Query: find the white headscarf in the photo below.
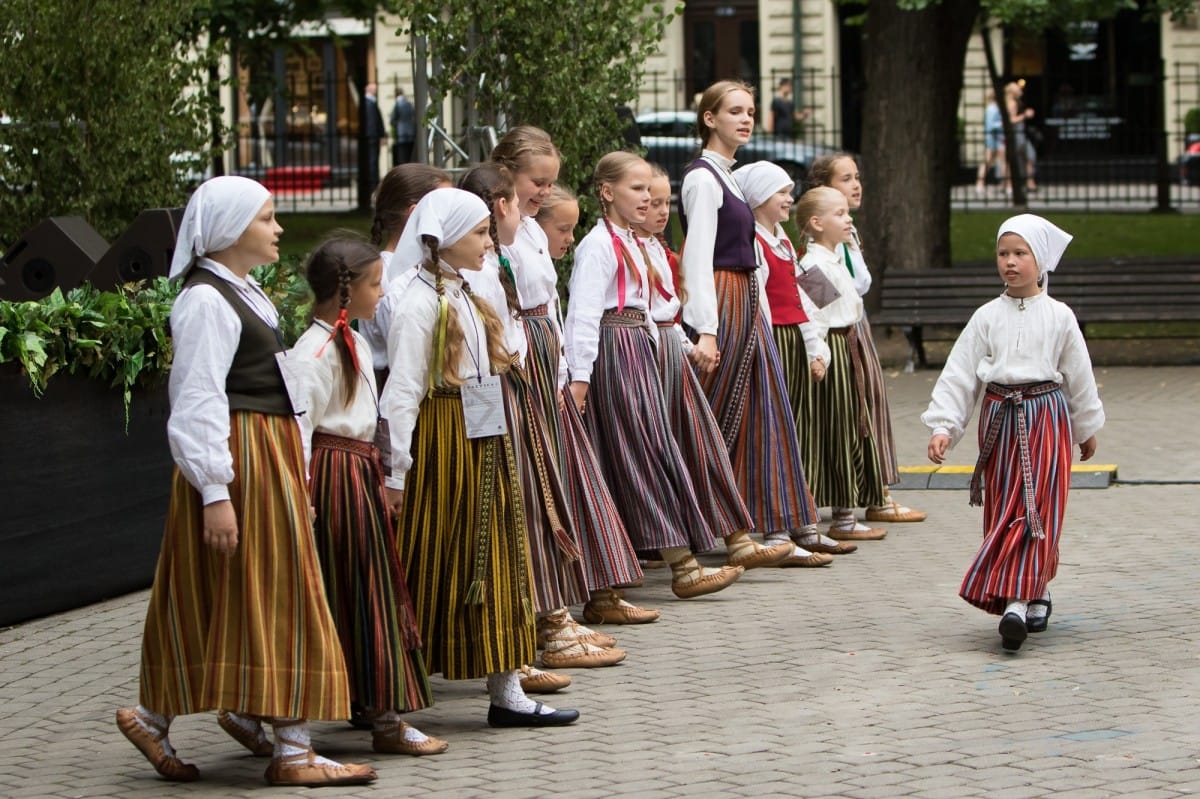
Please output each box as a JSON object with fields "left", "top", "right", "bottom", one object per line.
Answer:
{"left": 997, "top": 214, "right": 1073, "bottom": 281}
{"left": 169, "top": 175, "right": 272, "bottom": 279}
{"left": 732, "top": 161, "right": 794, "bottom": 210}
{"left": 390, "top": 188, "right": 490, "bottom": 275}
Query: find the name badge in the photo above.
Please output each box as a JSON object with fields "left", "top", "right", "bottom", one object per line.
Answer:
{"left": 373, "top": 416, "right": 393, "bottom": 471}
{"left": 274, "top": 350, "right": 309, "bottom": 417}
{"left": 461, "top": 375, "right": 507, "bottom": 439}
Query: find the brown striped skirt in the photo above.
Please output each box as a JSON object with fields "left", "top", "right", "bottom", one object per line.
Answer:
{"left": 697, "top": 270, "right": 818, "bottom": 533}
{"left": 396, "top": 391, "right": 536, "bottom": 680}
{"left": 502, "top": 369, "right": 589, "bottom": 613}
{"left": 138, "top": 412, "right": 350, "bottom": 720}
{"left": 856, "top": 314, "right": 900, "bottom": 486}
{"left": 310, "top": 432, "right": 432, "bottom": 713}
{"left": 522, "top": 312, "right": 642, "bottom": 590}
{"left": 655, "top": 321, "right": 754, "bottom": 539}
{"left": 581, "top": 309, "right": 715, "bottom": 552}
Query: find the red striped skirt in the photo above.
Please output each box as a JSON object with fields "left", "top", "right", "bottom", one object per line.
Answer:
{"left": 310, "top": 432, "right": 432, "bottom": 713}
{"left": 138, "top": 412, "right": 349, "bottom": 719}
{"left": 583, "top": 310, "right": 716, "bottom": 552}
{"left": 522, "top": 313, "right": 641, "bottom": 590}
{"left": 959, "top": 383, "right": 1071, "bottom": 614}
{"left": 655, "top": 321, "right": 753, "bottom": 539}
{"left": 697, "top": 270, "right": 818, "bottom": 533}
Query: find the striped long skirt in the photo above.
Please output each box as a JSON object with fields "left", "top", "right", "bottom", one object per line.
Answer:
{"left": 801, "top": 329, "right": 887, "bottom": 510}
{"left": 856, "top": 314, "right": 900, "bottom": 486}
{"left": 396, "top": 392, "right": 536, "bottom": 680}
{"left": 697, "top": 271, "right": 818, "bottom": 534}
{"left": 959, "top": 385, "right": 1071, "bottom": 615}
{"left": 138, "top": 412, "right": 349, "bottom": 720}
{"left": 521, "top": 312, "right": 641, "bottom": 590}
{"left": 772, "top": 323, "right": 813, "bottom": 450}
{"left": 655, "top": 322, "right": 754, "bottom": 540}
{"left": 503, "top": 369, "right": 589, "bottom": 612}
{"left": 310, "top": 433, "right": 432, "bottom": 714}
{"left": 584, "top": 311, "right": 715, "bottom": 553}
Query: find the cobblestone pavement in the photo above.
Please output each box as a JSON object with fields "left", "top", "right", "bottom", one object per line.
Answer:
{"left": 1, "top": 366, "right": 1197, "bottom": 798}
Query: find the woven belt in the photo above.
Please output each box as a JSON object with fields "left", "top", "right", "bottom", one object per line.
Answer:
{"left": 312, "top": 432, "right": 377, "bottom": 460}
{"left": 519, "top": 304, "right": 549, "bottom": 318}
{"left": 601, "top": 308, "right": 647, "bottom": 327}
{"left": 969, "top": 381, "right": 1062, "bottom": 540}
{"left": 655, "top": 320, "right": 675, "bottom": 328}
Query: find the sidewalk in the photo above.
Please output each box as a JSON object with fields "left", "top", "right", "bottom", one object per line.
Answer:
{"left": 1, "top": 366, "right": 1197, "bottom": 798}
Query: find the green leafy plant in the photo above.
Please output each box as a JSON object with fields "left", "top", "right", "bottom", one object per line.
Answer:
{"left": 0, "top": 260, "right": 313, "bottom": 427}
{"left": 1185, "top": 107, "right": 1200, "bottom": 135}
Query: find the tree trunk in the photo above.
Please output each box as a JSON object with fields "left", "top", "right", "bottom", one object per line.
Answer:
{"left": 860, "top": 0, "right": 980, "bottom": 310}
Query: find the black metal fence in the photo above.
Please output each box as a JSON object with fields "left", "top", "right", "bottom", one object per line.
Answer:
{"left": 226, "top": 63, "right": 1200, "bottom": 212}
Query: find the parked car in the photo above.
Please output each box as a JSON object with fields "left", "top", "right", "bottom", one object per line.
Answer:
{"left": 634, "top": 110, "right": 837, "bottom": 193}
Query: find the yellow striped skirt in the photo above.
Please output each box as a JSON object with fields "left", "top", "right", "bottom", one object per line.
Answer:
{"left": 138, "top": 411, "right": 350, "bottom": 720}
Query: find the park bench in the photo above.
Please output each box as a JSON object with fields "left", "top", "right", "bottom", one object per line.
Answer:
{"left": 870, "top": 259, "right": 1200, "bottom": 369}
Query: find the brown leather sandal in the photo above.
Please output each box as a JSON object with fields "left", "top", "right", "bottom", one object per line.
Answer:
{"left": 115, "top": 707, "right": 200, "bottom": 782}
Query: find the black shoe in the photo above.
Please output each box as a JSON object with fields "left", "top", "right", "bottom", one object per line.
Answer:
{"left": 1026, "top": 598, "right": 1052, "bottom": 633}
{"left": 999, "top": 612, "right": 1028, "bottom": 651}
{"left": 487, "top": 702, "right": 580, "bottom": 728}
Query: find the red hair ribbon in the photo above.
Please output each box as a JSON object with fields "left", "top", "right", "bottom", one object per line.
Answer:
{"left": 315, "top": 308, "right": 361, "bottom": 373}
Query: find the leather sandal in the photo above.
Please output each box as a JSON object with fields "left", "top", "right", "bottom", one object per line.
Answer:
{"left": 519, "top": 663, "right": 573, "bottom": 693}
{"left": 540, "top": 640, "right": 627, "bottom": 669}
{"left": 726, "top": 532, "right": 793, "bottom": 569}
{"left": 372, "top": 721, "right": 449, "bottom": 756}
{"left": 827, "top": 519, "right": 888, "bottom": 541}
{"left": 536, "top": 609, "right": 617, "bottom": 650}
{"left": 217, "top": 710, "right": 273, "bottom": 757}
{"left": 669, "top": 560, "right": 743, "bottom": 599}
{"left": 115, "top": 707, "right": 200, "bottom": 782}
{"left": 865, "top": 500, "right": 927, "bottom": 523}
{"left": 582, "top": 589, "right": 661, "bottom": 625}
{"left": 264, "top": 749, "right": 378, "bottom": 786}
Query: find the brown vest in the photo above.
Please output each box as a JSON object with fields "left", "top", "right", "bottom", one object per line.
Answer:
{"left": 182, "top": 267, "right": 293, "bottom": 417}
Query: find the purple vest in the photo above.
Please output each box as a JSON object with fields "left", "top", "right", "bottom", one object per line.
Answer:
{"left": 678, "top": 158, "right": 757, "bottom": 271}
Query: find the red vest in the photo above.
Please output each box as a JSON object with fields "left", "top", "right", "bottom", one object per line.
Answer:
{"left": 759, "top": 233, "right": 809, "bottom": 326}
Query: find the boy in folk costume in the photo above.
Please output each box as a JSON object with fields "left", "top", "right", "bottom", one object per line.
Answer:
{"left": 923, "top": 215, "right": 1103, "bottom": 652}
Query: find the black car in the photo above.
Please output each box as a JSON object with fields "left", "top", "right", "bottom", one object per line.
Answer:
{"left": 634, "top": 110, "right": 836, "bottom": 192}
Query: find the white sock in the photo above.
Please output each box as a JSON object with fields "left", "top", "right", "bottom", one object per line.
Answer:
{"left": 1004, "top": 600, "right": 1028, "bottom": 621}
{"left": 1027, "top": 591, "right": 1050, "bottom": 620}
{"left": 133, "top": 705, "right": 176, "bottom": 758}
{"left": 487, "top": 670, "right": 556, "bottom": 714}
{"left": 373, "top": 710, "right": 430, "bottom": 743}
{"left": 797, "top": 531, "right": 839, "bottom": 547}
{"left": 271, "top": 719, "right": 340, "bottom": 766}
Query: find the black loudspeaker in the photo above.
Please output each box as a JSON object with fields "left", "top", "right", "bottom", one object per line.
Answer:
{"left": 88, "top": 207, "right": 185, "bottom": 290}
{"left": 0, "top": 217, "right": 109, "bottom": 301}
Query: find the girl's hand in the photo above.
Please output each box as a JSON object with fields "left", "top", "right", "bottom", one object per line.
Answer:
{"left": 928, "top": 434, "right": 950, "bottom": 465}
{"left": 810, "top": 356, "right": 826, "bottom": 383}
{"left": 569, "top": 381, "right": 589, "bottom": 413}
{"left": 386, "top": 488, "right": 405, "bottom": 517}
{"left": 1079, "top": 435, "right": 1097, "bottom": 462}
{"left": 693, "top": 334, "right": 721, "bottom": 375}
{"left": 203, "top": 500, "right": 239, "bottom": 556}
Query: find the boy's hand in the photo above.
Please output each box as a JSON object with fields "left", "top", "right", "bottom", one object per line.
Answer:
{"left": 1079, "top": 435, "right": 1097, "bottom": 461}
{"left": 928, "top": 434, "right": 950, "bottom": 465}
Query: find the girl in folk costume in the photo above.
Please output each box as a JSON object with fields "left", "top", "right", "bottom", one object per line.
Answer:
{"left": 924, "top": 215, "right": 1101, "bottom": 652}
{"left": 677, "top": 80, "right": 827, "bottom": 564}
{"left": 732, "top": 163, "right": 856, "bottom": 556}
{"left": 789, "top": 187, "right": 889, "bottom": 536}
{"left": 808, "top": 153, "right": 927, "bottom": 527}
{"left": 380, "top": 189, "right": 579, "bottom": 727}
{"left": 361, "top": 164, "right": 453, "bottom": 383}
{"left": 634, "top": 163, "right": 793, "bottom": 570}
{"left": 116, "top": 177, "right": 376, "bottom": 787}
{"left": 457, "top": 165, "right": 623, "bottom": 681}
{"left": 535, "top": 183, "right": 581, "bottom": 259}
{"left": 290, "top": 234, "right": 446, "bottom": 755}
{"left": 565, "top": 151, "right": 745, "bottom": 598}
{"left": 492, "top": 128, "right": 653, "bottom": 629}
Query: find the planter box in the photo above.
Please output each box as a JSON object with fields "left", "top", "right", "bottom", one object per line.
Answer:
{"left": 0, "top": 367, "right": 171, "bottom": 627}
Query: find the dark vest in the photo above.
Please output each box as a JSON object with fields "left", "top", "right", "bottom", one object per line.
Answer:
{"left": 678, "top": 158, "right": 757, "bottom": 271}
{"left": 183, "top": 267, "right": 293, "bottom": 416}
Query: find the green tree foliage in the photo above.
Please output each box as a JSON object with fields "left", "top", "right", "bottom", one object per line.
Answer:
{"left": 0, "top": 1, "right": 214, "bottom": 248}
{"left": 388, "top": 0, "right": 681, "bottom": 205}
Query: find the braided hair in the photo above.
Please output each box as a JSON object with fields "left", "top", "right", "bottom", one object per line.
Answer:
{"left": 305, "top": 233, "right": 382, "bottom": 405}
{"left": 371, "top": 164, "right": 452, "bottom": 247}
{"left": 457, "top": 163, "right": 521, "bottom": 314}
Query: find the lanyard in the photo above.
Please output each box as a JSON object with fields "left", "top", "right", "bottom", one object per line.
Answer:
{"left": 425, "top": 268, "right": 484, "bottom": 396}
{"left": 610, "top": 228, "right": 673, "bottom": 311}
